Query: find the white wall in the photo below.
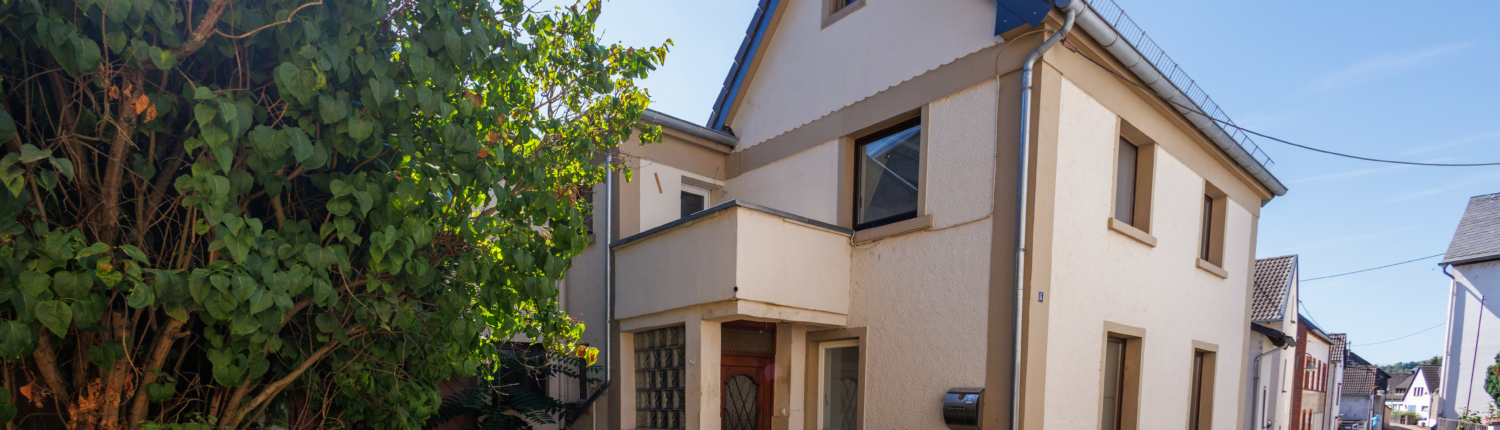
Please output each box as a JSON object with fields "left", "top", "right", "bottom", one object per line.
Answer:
{"left": 728, "top": 0, "right": 998, "bottom": 148}
{"left": 1441, "top": 260, "right": 1500, "bottom": 419}
{"left": 722, "top": 140, "right": 840, "bottom": 224}
{"left": 1041, "top": 77, "right": 1254, "bottom": 430}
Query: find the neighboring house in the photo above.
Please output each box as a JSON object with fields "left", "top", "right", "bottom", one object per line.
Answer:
{"left": 1249, "top": 255, "right": 1301, "bottom": 430}
{"left": 561, "top": 0, "right": 1291, "bottom": 429}
{"left": 1436, "top": 192, "right": 1500, "bottom": 421}
{"left": 1386, "top": 365, "right": 1440, "bottom": 423}
{"left": 1291, "top": 316, "right": 1345, "bottom": 430}
{"left": 1340, "top": 353, "right": 1390, "bottom": 430}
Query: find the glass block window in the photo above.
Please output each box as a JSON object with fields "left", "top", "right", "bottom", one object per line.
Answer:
{"left": 635, "top": 326, "right": 685, "bottom": 429}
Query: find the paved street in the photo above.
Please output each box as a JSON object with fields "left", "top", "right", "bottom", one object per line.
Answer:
{"left": 1390, "top": 424, "right": 1427, "bottom": 430}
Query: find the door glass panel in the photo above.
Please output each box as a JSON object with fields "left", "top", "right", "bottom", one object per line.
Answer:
{"left": 725, "top": 374, "right": 760, "bottom": 430}
{"left": 822, "top": 345, "right": 859, "bottom": 430}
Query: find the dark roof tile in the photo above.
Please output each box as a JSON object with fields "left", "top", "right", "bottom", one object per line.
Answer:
{"left": 1251, "top": 256, "right": 1297, "bottom": 322}
{"left": 1442, "top": 192, "right": 1500, "bottom": 266}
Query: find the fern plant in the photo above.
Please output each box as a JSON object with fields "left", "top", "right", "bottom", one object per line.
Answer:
{"left": 425, "top": 348, "right": 601, "bottom": 430}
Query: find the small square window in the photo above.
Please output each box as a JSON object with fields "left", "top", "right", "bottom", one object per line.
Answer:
{"left": 824, "top": 0, "right": 866, "bottom": 28}
{"left": 855, "top": 119, "right": 921, "bottom": 230}
{"left": 681, "top": 185, "right": 709, "bottom": 219}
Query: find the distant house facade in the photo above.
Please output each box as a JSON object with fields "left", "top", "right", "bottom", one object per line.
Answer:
{"left": 1436, "top": 192, "right": 1500, "bottom": 421}
{"left": 1290, "top": 317, "right": 1346, "bottom": 430}
{"left": 1386, "top": 365, "right": 1440, "bottom": 423}
{"left": 556, "top": 0, "right": 1291, "bottom": 429}
{"left": 1339, "top": 353, "right": 1390, "bottom": 430}
{"left": 1249, "top": 255, "right": 1301, "bottom": 430}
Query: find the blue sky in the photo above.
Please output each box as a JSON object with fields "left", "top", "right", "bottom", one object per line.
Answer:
{"left": 590, "top": 0, "right": 1500, "bottom": 365}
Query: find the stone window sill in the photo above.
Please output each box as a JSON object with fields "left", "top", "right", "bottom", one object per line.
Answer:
{"left": 853, "top": 215, "right": 932, "bottom": 244}
{"left": 1107, "top": 218, "right": 1157, "bottom": 247}
{"left": 1197, "top": 259, "right": 1228, "bottom": 279}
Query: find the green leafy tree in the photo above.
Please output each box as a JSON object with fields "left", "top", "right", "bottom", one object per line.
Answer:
{"left": 0, "top": 0, "right": 664, "bottom": 427}
{"left": 1486, "top": 352, "right": 1499, "bottom": 407}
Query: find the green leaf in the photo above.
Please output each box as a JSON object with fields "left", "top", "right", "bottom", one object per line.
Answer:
{"left": 195, "top": 104, "right": 218, "bottom": 129}
{"left": 19, "top": 270, "right": 51, "bottom": 296}
{"left": 127, "top": 283, "right": 155, "bottom": 308}
{"left": 230, "top": 313, "right": 260, "bottom": 335}
{"left": 120, "top": 245, "right": 150, "bottom": 264}
{"left": 194, "top": 86, "right": 214, "bottom": 100}
{"left": 87, "top": 340, "right": 124, "bottom": 370}
{"left": 145, "top": 381, "right": 176, "bottom": 402}
{"left": 52, "top": 271, "right": 93, "bottom": 298}
{"left": 50, "top": 157, "right": 75, "bottom": 181}
{"left": 0, "top": 111, "right": 15, "bottom": 144}
{"left": 75, "top": 242, "right": 109, "bottom": 259}
{"left": 18, "top": 144, "right": 51, "bottom": 163}
{"left": 35, "top": 300, "right": 73, "bottom": 337}
{"left": 314, "top": 314, "right": 338, "bottom": 333}
{"left": 347, "top": 117, "right": 372, "bottom": 141}
{"left": 287, "top": 128, "right": 313, "bottom": 162}
{"left": 0, "top": 321, "right": 35, "bottom": 359}
{"left": 319, "top": 94, "right": 347, "bottom": 124}
{"left": 204, "top": 290, "right": 238, "bottom": 320}
{"left": 326, "top": 198, "right": 352, "bottom": 217}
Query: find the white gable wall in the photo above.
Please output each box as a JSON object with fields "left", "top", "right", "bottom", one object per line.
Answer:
{"left": 727, "top": 0, "right": 999, "bottom": 149}
{"left": 1439, "top": 259, "right": 1500, "bottom": 419}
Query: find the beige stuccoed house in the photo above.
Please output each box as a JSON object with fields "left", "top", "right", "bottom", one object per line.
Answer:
{"left": 555, "top": 0, "right": 1292, "bottom": 430}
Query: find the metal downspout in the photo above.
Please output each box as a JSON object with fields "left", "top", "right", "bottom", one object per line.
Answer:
{"left": 604, "top": 154, "right": 615, "bottom": 408}
{"left": 1012, "top": 5, "right": 1078, "bottom": 430}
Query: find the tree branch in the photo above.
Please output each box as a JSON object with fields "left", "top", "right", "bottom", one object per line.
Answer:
{"left": 221, "top": 328, "right": 365, "bottom": 429}
{"left": 214, "top": 2, "right": 323, "bottom": 40}
{"left": 166, "top": 0, "right": 233, "bottom": 65}
{"left": 126, "top": 318, "right": 188, "bottom": 430}
{"left": 30, "top": 330, "right": 73, "bottom": 415}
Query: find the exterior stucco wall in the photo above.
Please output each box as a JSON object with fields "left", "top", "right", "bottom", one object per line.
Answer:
{"left": 727, "top": 0, "right": 998, "bottom": 148}
{"left": 722, "top": 140, "right": 841, "bottom": 225}
{"left": 844, "top": 221, "right": 993, "bottom": 429}
{"left": 926, "top": 79, "right": 1000, "bottom": 229}
{"left": 1040, "top": 77, "right": 1253, "bottom": 430}
{"left": 1440, "top": 260, "right": 1500, "bottom": 418}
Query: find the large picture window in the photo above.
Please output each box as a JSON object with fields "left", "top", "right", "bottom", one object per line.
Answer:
{"left": 855, "top": 119, "right": 921, "bottom": 230}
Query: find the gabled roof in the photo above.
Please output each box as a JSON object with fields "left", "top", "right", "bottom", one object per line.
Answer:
{"left": 1416, "top": 365, "right": 1441, "bottom": 391}
{"left": 1342, "top": 364, "right": 1382, "bottom": 395}
{"left": 1251, "top": 256, "right": 1297, "bottom": 322}
{"left": 1329, "top": 333, "right": 1347, "bottom": 363}
{"left": 1442, "top": 192, "right": 1500, "bottom": 266}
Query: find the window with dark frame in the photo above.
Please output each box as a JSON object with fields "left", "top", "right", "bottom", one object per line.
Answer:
{"left": 855, "top": 118, "right": 922, "bottom": 230}
{"left": 1199, "top": 195, "right": 1214, "bottom": 261}
{"left": 1100, "top": 337, "right": 1127, "bottom": 430}
{"left": 1114, "top": 138, "right": 1139, "bottom": 226}
{"left": 830, "top": 0, "right": 857, "bottom": 14}
{"left": 1188, "top": 351, "right": 1207, "bottom": 430}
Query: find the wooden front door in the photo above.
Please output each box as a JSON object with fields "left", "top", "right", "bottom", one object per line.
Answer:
{"left": 722, "top": 353, "right": 774, "bottom": 430}
{"left": 721, "top": 320, "right": 776, "bottom": 430}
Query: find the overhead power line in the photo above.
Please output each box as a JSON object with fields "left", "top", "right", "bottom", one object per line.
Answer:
{"left": 1301, "top": 253, "right": 1446, "bottom": 282}
{"left": 1061, "top": 42, "right": 1500, "bottom": 167}
{"left": 1351, "top": 322, "right": 1446, "bottom": 347}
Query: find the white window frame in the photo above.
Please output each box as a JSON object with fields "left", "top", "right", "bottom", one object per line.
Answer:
{"left": 680, "top": 184, "right": 711, "bottom": 218}
{"left": 817, "top": 339, "right": 860, "bottom": 430}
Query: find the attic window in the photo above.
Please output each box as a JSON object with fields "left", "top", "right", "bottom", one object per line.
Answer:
{"left": 824, "top": 0, "right": 865, "bottom": 28}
